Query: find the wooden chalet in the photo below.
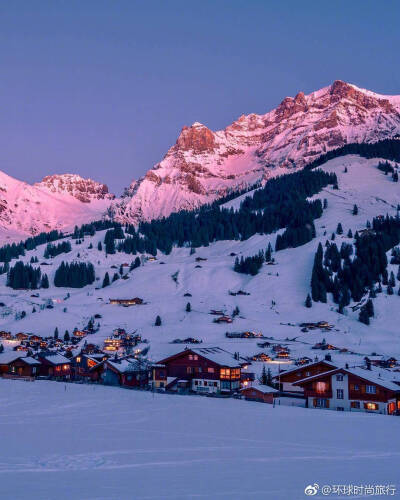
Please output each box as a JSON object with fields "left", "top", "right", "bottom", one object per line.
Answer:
{"left": 241, "top": 384, "right": 279, "bottom": 404}
{"left": 156, "top": 347, "right": 241, "bottom": 394}
{"left": 294, "top": 367, "right": 400, "bottom": 415}
{"left": 251, "top": 352, "right": 271, "bottom": 362}
{"left": 71, "top": 353, "right": 107, "bottom": 380}
{"left": 8, "top": 357, "right": 41, "bottom": 378}
{"left": 364, "top": 356, "right": 397, "bottom": 369}
{"left": 272, "top": 359, "right": 338, "bottom": 393}
{"left": 15, "top": 332, "right": 29, "bottom": 341}
{"left": 151, "top": 364, "right": 167, "bottom": 389}
{"left": 96, "top": 358, "right": 150, "bottom": 387}
{"left": 0, "top": 352, "right": 27, "bottom": 375}
{"left": 0, "top": 331, "right": 12, "bottom": 340}
{"left": 213, "top": 316, "right": 233, "bottom": 324}
{"left": 36, "top": 353, "right": 71, "bottom": 378}
{"left": 109, "top": 298, "right": 143, "bottom": 306}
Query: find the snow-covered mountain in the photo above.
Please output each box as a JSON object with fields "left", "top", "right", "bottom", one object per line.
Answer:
{"left": 1, "top": 80, "right": 400, "bottom": 240}
{"left": 0, "top": 171, "right": 113, "bottom": 241}
{"left": 114, "top": 80, "right": 400, "bottom": 222}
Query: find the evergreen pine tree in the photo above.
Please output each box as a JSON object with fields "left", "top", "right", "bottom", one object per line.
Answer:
{"left": 387, "top": 285, "right": 394, "bottom": 295}
{"left": 347, "top": 229, "right": 353, "bottom": 238}
{"left": 54, "top": 327, "right": 59, "bottom": 339}
{"left": 155, "top": 315, "right": 162, "bottom": 326}
{"left": 260, "top": 365, "right": 267, "bottom": 385}
{"left": 359, "top": 307, "right": 370, "bottom": 325}
{"left": 305, "top": 294, "right": 312, "bottom": 308}
{"left": 336, "top": 223, "right": 343, "bottom": 235}
{"left": 352, "top": 204, "right": 358, "bottom": 215}
{"left": 97, "top": 241, "right": 102, "bottom": 251}
{"left": 64, "top": 330, "right": 70, "bottom": 342}
{"left": 186, "top": 302, "right": 191, "bottom": 312}
{"left": 102, "top": 272, "right": 110, "bottom": 288}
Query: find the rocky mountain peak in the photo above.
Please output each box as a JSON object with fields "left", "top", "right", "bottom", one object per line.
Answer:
{"left": 35, "top": 174, "right": 114, "bottom": 203}
{"left": 176, "top": 122, "right": 216, "bottom": 152}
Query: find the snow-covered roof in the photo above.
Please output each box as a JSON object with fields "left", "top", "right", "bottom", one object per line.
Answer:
{"left": 191, "top": 347, "right": 241, "bottom": 368}
{"left": 273, "top": 359, "right": 339, "bottom": 379}
{"left": 107, "top": 358, "right": 148, "bottom": 373}
{"left": 241, "top": 383, "right": 279, "bottom": 394}
{"left": 40, "top": 353, "right": 70, "bottom": 365}
{"left": 0, "top": 352, "right": 24, "bottom": 364}
{"left": 295, "top": 367, "right": 400, "bottom": 392}
{"left": 20, "top": 357, "right": 41, "bottom": 365}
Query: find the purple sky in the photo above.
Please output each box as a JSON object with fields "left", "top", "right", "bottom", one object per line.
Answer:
{"left": 0, "top": 0, "right": 399, "bottom": 194}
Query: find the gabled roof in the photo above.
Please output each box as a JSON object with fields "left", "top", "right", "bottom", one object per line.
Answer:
{"left": 158, "top": 347, "right": 241, "bottom": 368}
{"left": 272, "top": 359, "right": 338, "bottom": 380}
{"left": 241, "top": 383, "right": 279, "bottom": 394}
{"left": 0, "top": 352, "right": 25, "bottom": 364}
{"left": 107, "top": 358, "right": 149, "bottom": 374}
{"left": 16, "top": 356, "right": 41, "bottom": 366}
{"left": 294, "top": 367, "right": 400, "bottom": 392}
{"left": 39, "top": 353, "right": 70, "bottom": 365}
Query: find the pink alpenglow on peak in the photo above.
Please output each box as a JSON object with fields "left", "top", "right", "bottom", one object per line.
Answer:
{"left": 113, "top": 80, "right": 400, "bottom": 224}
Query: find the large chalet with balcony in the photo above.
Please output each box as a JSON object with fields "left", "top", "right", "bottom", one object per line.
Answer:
{"left": 272, "top": 358, "right": 338, "bottom": 393}
{"left": 294, "top": 367, "right": 400, "bottom": 415}
{"left": 156, "top": 347, "right": 242, "bottom": 394}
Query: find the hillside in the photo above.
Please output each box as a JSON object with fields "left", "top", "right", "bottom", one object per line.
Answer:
{"left": 1, "top": 154, "right": 400, "bottom": 381}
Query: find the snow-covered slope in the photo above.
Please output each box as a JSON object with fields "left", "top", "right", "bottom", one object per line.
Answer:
{"left": 114, "top": 80, "right": 400, "bottom": 222}
{"left": 2, "top": 154, "right": 400, "bottom": 380}
{"left": 0, "top": 171, "right": 113, "bottom": 241}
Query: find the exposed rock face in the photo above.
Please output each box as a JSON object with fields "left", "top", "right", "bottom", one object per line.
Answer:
{"left": 35, "top": 174, "right": 114, "bottom": 203}
{"left": 176, "top": 123, "right": 216, "bottom": 152}
{"left": 0, "top": 171, "right": 114, "bottom": 240}
{"left": 114, "top": 80, "right": 400, "bottom": 223}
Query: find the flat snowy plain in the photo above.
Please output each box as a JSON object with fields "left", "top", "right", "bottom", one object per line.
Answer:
{"left": 0, "top": 379, "right": 399, "bottom": 500}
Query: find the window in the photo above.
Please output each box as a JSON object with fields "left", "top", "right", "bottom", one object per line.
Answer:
{"left": 316, "top": 398, "right": 329, "bottom": 408}
{"left": 365, "top": 385, "right": 376, "bottom": 394}
{"left": 207, "top": 367, "right": 214, "bottom": 373}
{"left": 337, "top": 407, "right": 344, "bottom": 411}
{"left": 188, "top": 355, "right": 193, "bottom": 360}
{"left": 315, "top": 381, "right": 327, "bottom": 394}
{"left": 204, "top": 381, "right": 207, "bottom": 386}
{"left": 336, "top": 389, "right": 344, "bottom": 400}
{"left": 221, "top": 380, "right": 231, "bottom": 389}
{"left": 352, "top": 384, "right": 359, "bottom": 391}
{"left": 76, "top": 356, "right": 81, "bottom": 363}
{"left": 193, "top": 355, "right": 198, "bottom": 360}
{"left": 195, "top": 366, "right": 202, "bottom": 373}
{"left": 305, "top": 371, "right": 311, "bottom": 377}
{"left": 220, "top": 368, "right": 230, "bottom": 379}
{"left": 351, "top": 401, "right": 360, "bottom": 409}
{"left": 365, "top": 402, "right": 379, "bottom": 411}
{"left": 186, "top": 366, "right": 192, "bottom": 374}
{"left": 336, "top": 374, "right": 343, "bottom": 381}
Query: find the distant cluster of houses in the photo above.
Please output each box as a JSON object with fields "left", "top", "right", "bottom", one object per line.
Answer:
{"left": 0, "top": 329, "right": 90, "bottom": 353}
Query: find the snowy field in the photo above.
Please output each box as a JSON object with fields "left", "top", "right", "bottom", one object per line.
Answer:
{"left": 0, "top": 379, "right": 399, "bottom": 500}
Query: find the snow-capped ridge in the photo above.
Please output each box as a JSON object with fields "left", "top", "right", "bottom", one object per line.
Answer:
{"left": 113, "top": 80, "right": 400, "bottom": 224}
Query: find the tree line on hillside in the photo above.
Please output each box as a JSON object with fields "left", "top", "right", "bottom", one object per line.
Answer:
{"left": 6, "top": 261, "right": 49, "bottom": 289}
{"left": 44, "top": 241, "right": 72, "bottom": 258}
{"left": 310, "top": 214, "right": 400, "bottom": 323}
{"left": 54, "top": 261, "right": 95, "bottom": 288}
{"left": 305, "top": 138, "right": 400, "bottom": 171}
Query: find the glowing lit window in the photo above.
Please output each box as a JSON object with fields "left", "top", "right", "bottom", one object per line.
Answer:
{"left": 76, "top": 357, "right": 81, "bottom": 363}
{"left": 351, "top": 401, "right": 360, "bottom": 409}
{"left": 315, "top": 381, "right": 327, "bottom": 393}
{"left": 207, "top": 367, "right": 214, "bottom": 373}
{"left": 365, "top": 402, "right": 378, "bottom": 410}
